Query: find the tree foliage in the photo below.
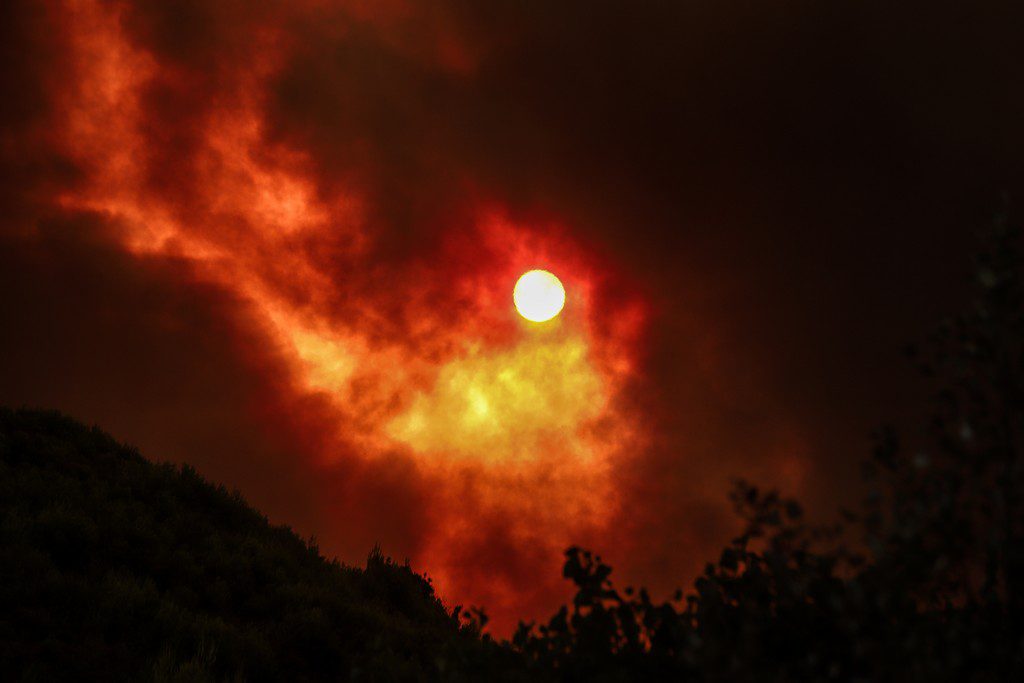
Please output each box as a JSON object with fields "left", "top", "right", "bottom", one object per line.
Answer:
{"left": 509, "top": 218, "right": 1024, "bottom": 681}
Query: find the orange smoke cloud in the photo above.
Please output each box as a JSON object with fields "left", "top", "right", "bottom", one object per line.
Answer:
{"left": 39, "top": 0, "right": 647, "bottom": 630}
{"left": 8, "top": 0, "right": 985, "bottom": 638}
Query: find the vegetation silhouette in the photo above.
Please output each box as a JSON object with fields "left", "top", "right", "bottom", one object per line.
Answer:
{"left": 508, "top": 216, "right": 1024, "bottom": 681}
{"left": 0, "top": 409, "right": 511, "bottom": 681}
{"left": 2, "top": 219, "right": 1023, "bottom": 680}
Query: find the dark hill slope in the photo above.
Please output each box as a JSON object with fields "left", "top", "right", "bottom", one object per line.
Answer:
{"left": 0, "top": 408, "right": 495, "bottom": 682}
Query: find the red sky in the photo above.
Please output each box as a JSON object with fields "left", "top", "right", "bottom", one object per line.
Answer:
{"left": 2, "top": 0, "right": 1022, "bottom": 632}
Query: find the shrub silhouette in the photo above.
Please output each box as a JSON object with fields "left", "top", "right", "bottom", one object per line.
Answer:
{"left": 508, "top": 218, "right": 1024, "bottom": 681}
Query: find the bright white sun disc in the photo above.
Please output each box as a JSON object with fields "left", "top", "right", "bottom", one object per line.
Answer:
{"left": 513, "top": 269, "right": 566, "bottom": 322}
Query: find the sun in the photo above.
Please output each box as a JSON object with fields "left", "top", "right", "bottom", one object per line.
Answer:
{"left": 514, "top": 270, "right": 566, "bottom": 322}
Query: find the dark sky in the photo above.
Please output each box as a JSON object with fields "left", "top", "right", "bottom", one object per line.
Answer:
{"left": 2, "top": 0, "right": 1022, "bottom": 631}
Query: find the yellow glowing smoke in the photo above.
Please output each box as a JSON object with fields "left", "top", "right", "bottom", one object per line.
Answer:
{"left": 388, "top": 335, "right": 603, "bottom": 460}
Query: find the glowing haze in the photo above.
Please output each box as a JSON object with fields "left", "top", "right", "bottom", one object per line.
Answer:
{"left": 2, "top": 0, "right": 1015, "bottom": 636}
{"left": 10, "top": 0, "right": 648, "bottom": 631}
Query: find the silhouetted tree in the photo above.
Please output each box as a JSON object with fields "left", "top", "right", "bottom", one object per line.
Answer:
{"left": 510, "top": 217, "right": 1024, "bottom": 682}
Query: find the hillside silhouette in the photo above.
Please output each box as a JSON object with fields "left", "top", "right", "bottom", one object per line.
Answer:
{"left": 4, "top": 221, "right": 1024, "bottom": 681}
{"left": 0, "top": 408, "right": 509, "bottom": 681}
